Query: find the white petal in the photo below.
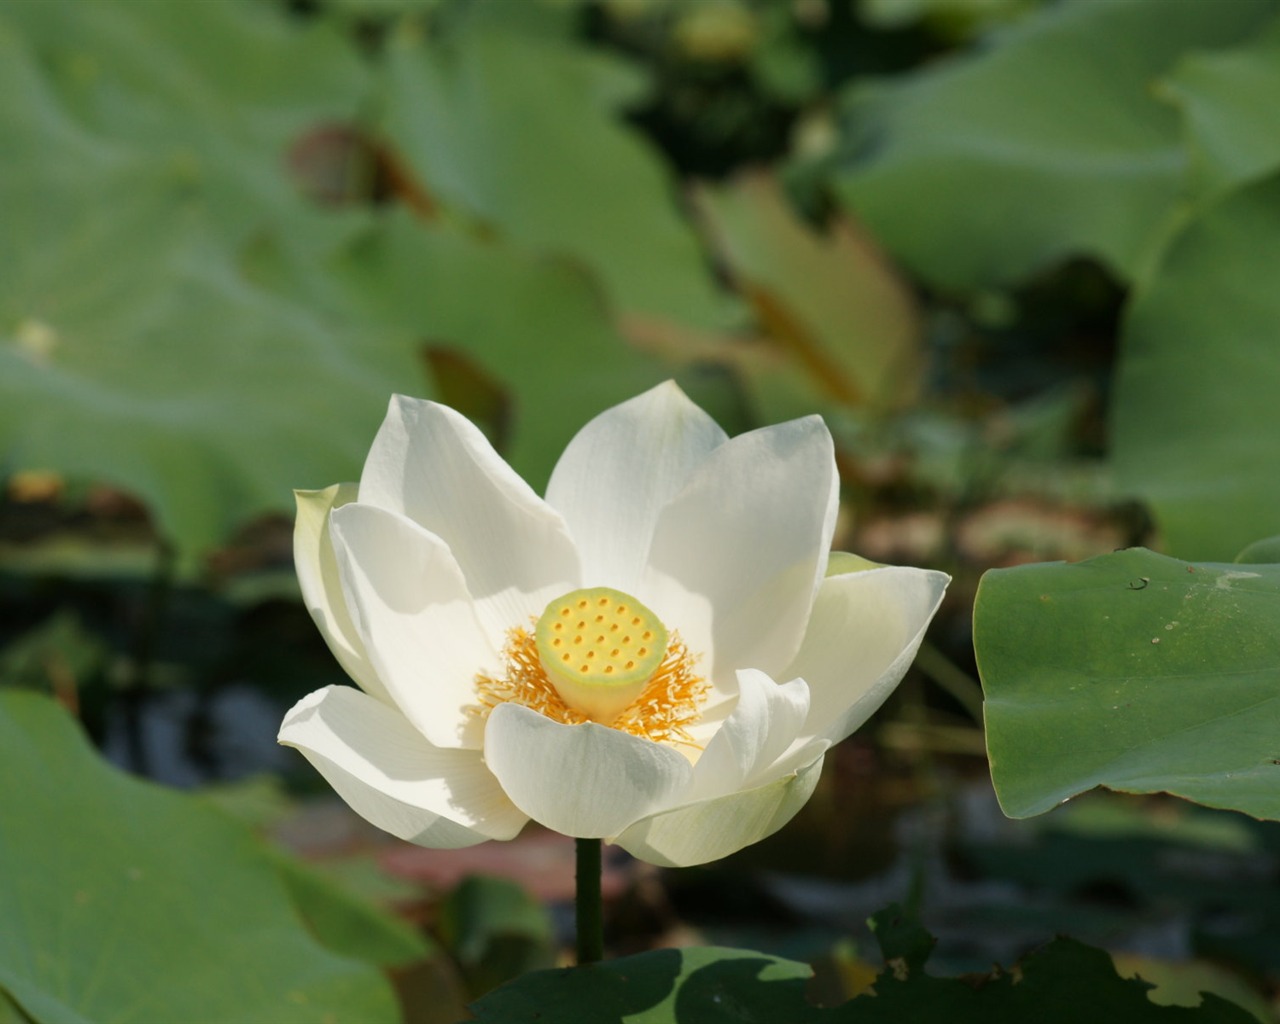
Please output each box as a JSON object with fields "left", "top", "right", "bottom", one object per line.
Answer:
{"left": 684, "top": 669, "right": 809, "bottom": 803}
{"left": 484, "top": 703, "right": 693, "bottom": 839}
{"left": 358, "top": 395, "right": 580, "bottom": 639}
{"left": 279, "top": 686, "right": 527, "bottom": 847}
{"left": 640, "top": 415, "right": 838, "bottom": 685}
{"left": 613, "top": 754, "right": 825, "bottom": 867}
{"left": 545, "top": 381, "right": 727, "bottom": 593}
{"left": 294, "top": 485, "right": 391, "bottom": 705}
{"left": 775, "top": 566, "right": 949, "bottom": 773}
{"left": 330, "top": 503, "right": 495, "bottom": 750}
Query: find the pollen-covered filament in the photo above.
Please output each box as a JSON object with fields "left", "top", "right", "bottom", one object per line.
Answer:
{"left": 535, "top": 587, "right": 669, "bottom": 723}
{"left": 472, "top": 586, "right": 708, "bottom": 747}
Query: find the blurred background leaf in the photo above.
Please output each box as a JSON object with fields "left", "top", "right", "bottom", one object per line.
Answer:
{"left": 0, "top": 1, "right": 406, "bottom": 567}
{"left": 694, "top": 171, "right": 922, "bottom": 419}
{"left": 1112, "top": 173, "right": 1280, "bottom": 560}
{"left": 381, "top": 12, "right": 734, "bottom": 330}
{"left": 829, "top": 0, "right": 1275, "bottom": 289}
{"left": 1161, "top": 13, "right": 1280, "bottom": 203}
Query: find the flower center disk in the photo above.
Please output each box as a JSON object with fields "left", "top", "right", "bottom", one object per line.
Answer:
{"left": 534, "top": 587, "right": 668, "bottom": 724}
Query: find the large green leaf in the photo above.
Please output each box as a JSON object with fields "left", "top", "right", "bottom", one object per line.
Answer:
{"left": 381, "top": 17, "right": 731, "bottom": 329}
{"left": 830, "top": 0, "right": 1275, "bottom": 289}
{"left": 1162, "top": 10, "right": 1280, "bottom": 201}
{"left": 0, "top": 690, "right": 402, "bottom": 1023}
{"left": 1111, "top": 172, "right": 1280, "bottom": 561}
{"left": 975, "top": 548, "right": 1280, "bottom": 820}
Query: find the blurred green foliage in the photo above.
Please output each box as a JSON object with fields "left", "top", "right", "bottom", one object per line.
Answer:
{"left": 831, "top": 0, "right": 1275, "bottom": 289}
{"left": 3, "top": 0, "right": 1276, "bottom": 569}
{"left": 5, "top": 0, "right": 1280, "bottom": 1020}
{"left": 4, "top": 0, "right": 1277, "bottom": 564}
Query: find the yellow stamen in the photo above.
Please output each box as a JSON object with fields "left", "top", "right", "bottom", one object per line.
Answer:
{"left": 472, "top": 625, "right": 708, "bottom": 747}
{"left": 535, "top": 587, "right": 668, "bottom": 723}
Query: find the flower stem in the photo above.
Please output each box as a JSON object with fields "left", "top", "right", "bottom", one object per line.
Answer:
{"left": 575, "top": 837, "right": 604, "bottom": 964}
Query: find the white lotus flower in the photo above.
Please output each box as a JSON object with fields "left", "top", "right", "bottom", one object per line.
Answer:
{"left": 279, "top": 383, "right": 948, "bottom": 867}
